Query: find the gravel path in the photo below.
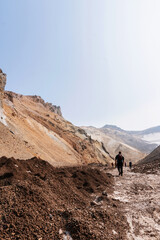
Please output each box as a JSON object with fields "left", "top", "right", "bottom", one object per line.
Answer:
{"left": 109, "top": 167, "right": 160, "bottom": 240}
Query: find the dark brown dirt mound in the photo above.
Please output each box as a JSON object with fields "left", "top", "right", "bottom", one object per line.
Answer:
{"left": 133, "top": 159, "right": 160, "bottom": 174}
{"left": 0, "top": 157, "right": 128, "bottom": 239}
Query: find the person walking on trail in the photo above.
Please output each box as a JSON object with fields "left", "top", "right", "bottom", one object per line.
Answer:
{"left": 115, "top": 151, "right": 124, "bottom": 176}
{"left": 129, "top": 161, "right": 132, "bottom": 169}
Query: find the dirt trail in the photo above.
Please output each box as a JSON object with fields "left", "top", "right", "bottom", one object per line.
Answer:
{"left": 108, "top": 167, "right": 160, "bottom": 240}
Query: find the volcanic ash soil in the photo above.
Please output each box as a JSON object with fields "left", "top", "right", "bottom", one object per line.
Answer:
{"left": 0, "top": 157, "right": 128, "bottom": 240}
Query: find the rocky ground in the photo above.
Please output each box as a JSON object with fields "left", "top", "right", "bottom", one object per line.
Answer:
{"left": 108, "top": 163, "right": 160, "bottom": 240}
{"left": 1, "top": 156, "right": 159, "bottom": 240}
{"left": 134, "top": 159, "right": 160, "bottom": 174}
{"left": 0, "top": 157, "right": 128, "bottom": 240}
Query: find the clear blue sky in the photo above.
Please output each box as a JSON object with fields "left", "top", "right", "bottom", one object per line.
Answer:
{"left": 0, "top": 0, "right": 160, "bottom": 130}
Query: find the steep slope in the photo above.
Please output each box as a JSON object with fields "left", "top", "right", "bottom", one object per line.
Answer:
{"left": 1, "top": 91, "right": 112, "bottom": 166}
{"left": 0, "top": 69, "right": 7, "bottom": 124}
{"left": 138, "top": 145, "right": 160, "bottom": 165}
{"left": 132, "top": 139, "right": 160, "bottom": 174}
{"left": 82, "top": 126, "right": 146, "bottom": 163}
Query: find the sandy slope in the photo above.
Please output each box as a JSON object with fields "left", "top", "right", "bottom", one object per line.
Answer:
{"left": 138, "top": 145, "right": 160, "bottom": 165}
{"left": 108, "top": 167, "right": 160, "bottom": 240}
{"left": 0, "top": 92, "right": 112, "bottom": 166}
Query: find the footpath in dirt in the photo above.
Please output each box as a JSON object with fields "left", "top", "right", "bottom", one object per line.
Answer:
{"left": 108, "top": 165, "right": 160, "bottom": 240}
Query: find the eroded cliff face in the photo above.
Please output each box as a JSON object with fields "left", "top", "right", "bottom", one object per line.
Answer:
{"left": 27, "top": 95, "right": 62, "bottom": 116}
{"left": 0, "top": 69, "right": 112, "bottom": 166}
{"left": 0, "top": 69, "right": 7, "bottom": 125}
{"left": 0, "top": 69, "right": 6, "bottom": 108}
{"left": 1, "top": 90, "right": 112, "bottom": 165}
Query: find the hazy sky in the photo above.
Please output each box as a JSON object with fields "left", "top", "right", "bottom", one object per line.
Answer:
{"left": 0, "top": 0, "right": 160, "bottom": 130}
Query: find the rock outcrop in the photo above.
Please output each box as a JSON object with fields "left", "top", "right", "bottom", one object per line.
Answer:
{"left": 27, "top": 95, "right": 62, "bottom": 116}
{"left": 0, "top": 69, "right": 6, "bottom": 108}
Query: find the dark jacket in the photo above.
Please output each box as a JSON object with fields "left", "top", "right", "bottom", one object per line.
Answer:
{"left": 115, "top": 154, "right": 124, "bottom": 165}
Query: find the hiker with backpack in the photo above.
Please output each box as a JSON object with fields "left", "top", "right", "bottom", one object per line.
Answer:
{"left": 115, "top": 151, "right": 124, "bottom": 176}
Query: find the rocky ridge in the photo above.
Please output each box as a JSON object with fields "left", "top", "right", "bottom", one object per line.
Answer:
{"left": 0, "top": 92, "right": 112, "bottom": 166}
{"left": 0, "top": 68, "right": 113, "bottom": 166}
{"left": 27, "top": 95, "right": 62, "bottom": 116}
{"left": 0, "top": 68, "right": 114, "bottom": 166}
{"left": 0, "top": 69, "right": 6, "bottom": 108}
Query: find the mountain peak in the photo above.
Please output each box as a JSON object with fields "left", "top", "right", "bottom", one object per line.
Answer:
{"left": 102, "top": 124, "right": 124, "bottom": 132}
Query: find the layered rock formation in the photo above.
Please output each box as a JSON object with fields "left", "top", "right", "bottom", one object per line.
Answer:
{"left": 0, "top": 69, "right": 7, "bottom": 125}
{"left": 28, "top": 95, "right": 62, "bottom": 116}
{"left": 1, "top": 90, "right": 112, "bottom": 166}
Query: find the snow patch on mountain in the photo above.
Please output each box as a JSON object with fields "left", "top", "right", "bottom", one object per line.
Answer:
{"left": 0, "top": 108, "right": 7, "bottom": 126}
{"left": 141, "top": 133, "right": 160, "bottom": 145}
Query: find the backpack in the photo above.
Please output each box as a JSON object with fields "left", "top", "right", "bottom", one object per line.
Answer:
{"left": 117, "top": 154, "right": 123, "bottom": 164}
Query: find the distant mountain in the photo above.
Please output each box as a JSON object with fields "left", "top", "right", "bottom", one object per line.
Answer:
{"left": 102, "top": 124, "right": 125, "bottom": 132}
{"left": 82, "top": 124, "right": 160, "bottom": 164}
{"left": 82, "top": 126, "right": 146, "bottom": 163}
{"left": 101, "top": 125, "right": 157, "bottom": 154}
{"left": 102, "top": 124, "right": 160, "bottom": 146}
{"left": 128, "top": 126, "right": 160, "bottom": 146}
{"left": 128, "top": 126, "right": 160, "bottom": 135}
